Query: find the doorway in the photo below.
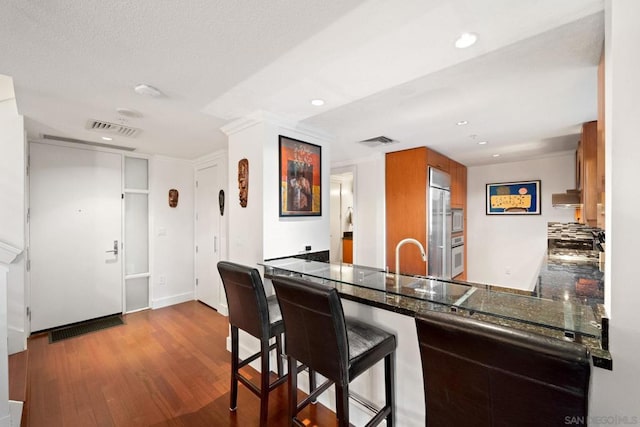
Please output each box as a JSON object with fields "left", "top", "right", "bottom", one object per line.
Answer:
{"left": 329, "top": 169, "right": 355, "bottom": 264}
{"left": 195, "top": 160, "right": 225, "bottom": 312}
{"left": 29, "top": 142, "right": 123, "bottom": 331}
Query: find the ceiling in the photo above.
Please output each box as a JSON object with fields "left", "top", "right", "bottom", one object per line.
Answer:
{"left": 1, "top": 0, "right": 604, "bottom": 166}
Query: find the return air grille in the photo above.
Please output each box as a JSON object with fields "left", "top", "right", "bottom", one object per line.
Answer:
{"left": 357, "top": 135, "right": 398, "bottom": 147}
{"left": 85, "top": 119, "right": 141, "bottom": 138}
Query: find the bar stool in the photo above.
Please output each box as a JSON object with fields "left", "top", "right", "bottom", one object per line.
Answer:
{"left": 217, "top": 261, "right": 288, "bottom": 426}
{"left": 415, "top": 310, "right": 591, "bottom": 426}
{"left": 271, "top": 276, "right": 396, "bottom": 427}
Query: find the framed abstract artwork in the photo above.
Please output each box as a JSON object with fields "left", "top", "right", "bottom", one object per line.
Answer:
{"left": 279, "top": 135, "right": 321, "bottom": 217}
{"left": 486, "top": 180, "right": 541, "bottom": 215}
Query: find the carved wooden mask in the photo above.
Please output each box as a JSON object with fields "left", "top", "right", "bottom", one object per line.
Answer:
{"left": 238, "top": 158, "right": 249, "bottom": 207}
{"left": 168, "top": 188, "right": 179, "bottom": 207}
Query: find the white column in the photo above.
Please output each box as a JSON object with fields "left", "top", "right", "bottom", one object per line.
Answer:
{"left": 589, "top": 1, "right": 640, "bottom": 423}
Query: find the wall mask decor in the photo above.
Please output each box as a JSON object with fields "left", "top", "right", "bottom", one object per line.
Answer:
{"left": 219, "top": 189, "right": 225, "bottom": 215}
{"left": 238, "top": 158, "right": 249, "bottom": 208}
{"left": 168, "top": 188, "right": 179, "bottom": 208}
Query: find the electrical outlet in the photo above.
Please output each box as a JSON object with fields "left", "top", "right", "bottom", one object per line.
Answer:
{"left": 505, "top": 267, "right": 511, "bottom": 276}
{"left": 305, "top": 245, "right": 312, "bottom": 251}
{"left": 159, "top": 275, "right": 166, "bottom": 285}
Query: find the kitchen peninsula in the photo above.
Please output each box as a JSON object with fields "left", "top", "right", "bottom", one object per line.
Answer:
{"left": 261, "top": 256, "right": 610, "bottom": 426}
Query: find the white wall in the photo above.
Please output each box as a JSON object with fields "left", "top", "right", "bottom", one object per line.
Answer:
{"left": 225, "top": 114, "right": 331, "bottom": 269}
{"left": 353, "top": 155, "right": 386, "bottom": 268}
{"left": 467, "top": 153, "right": 576, "bottom": 290}
{"left": 150, "top": 156, "right": 195, "bottom": 308}
{"left": 0, "top": 100, "right": 24, "bottom": 250}
{"left": 0, "top": 75, "right": 23, "bottom": 426}
{"left": 589, "top": 1, "right": 640, "bottom": 423}
{"left": 263, "top": 124, "right": 330, "bottom": 259}
{"left": 226, "top": 121, "right": 266, "bottom": 266}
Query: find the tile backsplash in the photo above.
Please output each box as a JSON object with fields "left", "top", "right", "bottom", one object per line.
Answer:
{"left": 547, "top": 222, "right": 600, "bottom": 241}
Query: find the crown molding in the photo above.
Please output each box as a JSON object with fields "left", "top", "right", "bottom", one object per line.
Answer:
{"left": 0, "top": 241, "right": 22, "bottom": 265}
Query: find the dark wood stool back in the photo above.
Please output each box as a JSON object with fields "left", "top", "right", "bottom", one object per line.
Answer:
{"left": 415, "top": 310, "right": 591, "bottom": 426}
{"left": 217, "top": 261, "right": 287, "bottom": 426}
{"left": 272, "top": 276, "right": 396, "bottom": 427}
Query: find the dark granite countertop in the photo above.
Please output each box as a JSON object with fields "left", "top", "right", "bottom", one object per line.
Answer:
{"left": 261, "top": 257, "right": 612, "bottom": 370}
{"left": 535, "top": 249, "right": 604, "bottom": 307}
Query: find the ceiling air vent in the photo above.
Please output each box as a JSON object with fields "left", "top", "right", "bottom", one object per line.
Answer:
{"left": 357, "top": 135, "right": 398, "bottom": 148}
{"left": 85, "top": 119, "right": 141, "bottom": 138}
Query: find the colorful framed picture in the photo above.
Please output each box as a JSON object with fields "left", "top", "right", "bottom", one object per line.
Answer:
{"left": 486, "top": 180, "right": 541, "bottom": 215}
{"left": 279, "top": 135, "right": 321, "bottom": 217}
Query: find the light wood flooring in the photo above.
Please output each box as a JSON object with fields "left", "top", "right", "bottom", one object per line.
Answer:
{"left": 14, "top": 301, "right": 337, "bottom": 426}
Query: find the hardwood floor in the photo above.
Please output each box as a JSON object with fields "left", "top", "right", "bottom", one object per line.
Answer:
{"left": 22, "top": 301, "right": 338, "bottom": 426}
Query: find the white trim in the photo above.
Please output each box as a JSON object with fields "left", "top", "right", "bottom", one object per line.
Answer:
{"left": 151, "top": 291, "right": 194, "bottom": 309}
{"left": 0, "top": 242, "right": 21, "bottom": 265}
{"left": 195, "top": 149, "right": 228, "bottom": 165}
{"left": 221, "top": 110, "right": 332, "bottom": 141}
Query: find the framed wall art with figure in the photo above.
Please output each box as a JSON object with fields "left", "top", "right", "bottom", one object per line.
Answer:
{"left": 279, "top": 135, "right": 321, "bottom": 217}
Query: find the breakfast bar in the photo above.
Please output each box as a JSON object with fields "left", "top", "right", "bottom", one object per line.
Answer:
{"left": 261, "top": 257, "right": 610, "bottom": 426}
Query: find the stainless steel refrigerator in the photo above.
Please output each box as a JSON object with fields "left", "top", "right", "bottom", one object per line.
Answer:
{"left": 428, "top": 167, "right": 452, "bottom": 279}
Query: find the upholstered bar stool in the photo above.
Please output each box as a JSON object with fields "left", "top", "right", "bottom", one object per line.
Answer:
{"left": 217, "top": 261, "right": 288, "bottom": 426}
{"left": 272, "top": 276, "right": 396, "bottom": 427}
{"left": 415, "top": 310, "right": 591, "bottom": 427}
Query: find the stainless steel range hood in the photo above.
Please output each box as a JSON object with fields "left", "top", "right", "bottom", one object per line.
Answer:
{"left": 552, "top": 189, "right": 582, "bottom": 208}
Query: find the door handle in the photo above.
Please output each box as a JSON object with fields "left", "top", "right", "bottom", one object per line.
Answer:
{"left": 105, "top": 240, "right": 119, "bottom": 255}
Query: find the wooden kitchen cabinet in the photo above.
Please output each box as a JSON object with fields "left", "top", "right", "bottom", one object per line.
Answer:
{"left": 426, "top": 148, "right": 450, "bottom": 173}
{"left": 596, "top": 47, "right": 606, "bottom": 229}
{"left": 450, "top": 160, "right": 467, "bottom": 209}
{"left": 579, "top": 121, "right": 598, "bottom": 226}
{"left": 386, "top": 147, "right": 467, "bottom": 276}
{"left": 386, "top": 147, "right": 428, "bottom": 275}
{"left": 342, "top": 237, "right": 353, "bottom": 264}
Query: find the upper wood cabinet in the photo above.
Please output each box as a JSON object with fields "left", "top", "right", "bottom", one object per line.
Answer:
{"left": 426, "top": 149, "right": 450, "bottom": 173}
{"left": 450, "top": 160, "right": 467, "bottom": 209}
{"left": 579, "top": 121, "right": 598, "bottom": 227}
{"left": 596, "top": 47, "right": 606, "bottom": 229}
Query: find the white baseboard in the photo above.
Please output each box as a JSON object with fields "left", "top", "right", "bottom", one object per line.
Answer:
{"left": 9, "top": 400, "right": 22, "bottom": 427}
{"left": 151, "top": 291, "right": 195, "bottom": 309}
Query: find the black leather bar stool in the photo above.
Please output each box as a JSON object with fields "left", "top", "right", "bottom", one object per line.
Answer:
{"left": 271, "top": 275, "right": 396, "bottom": 427}
{"left": 217, "top": 261, "right": 288, "bottom": 426}
{"left": 415, "top": 310, "right": 591, "bottom": 426}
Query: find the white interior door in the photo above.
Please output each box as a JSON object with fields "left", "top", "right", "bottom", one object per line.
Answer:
{"left": 195, "top": 164, "right": 221, "bottom": 310}
{"left": 30, "top": 142, "right": 123, "bottom": 331}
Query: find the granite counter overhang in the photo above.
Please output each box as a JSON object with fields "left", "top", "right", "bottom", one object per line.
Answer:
{"left": 264, "top": 262, "right": 612, "bottom": 370}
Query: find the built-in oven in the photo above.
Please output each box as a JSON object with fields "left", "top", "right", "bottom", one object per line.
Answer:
{"left": 451, "top": 235, "right": 464, "bottom": 278}
{"left": 452, "top": 208, "right": 464, "bottom": 233}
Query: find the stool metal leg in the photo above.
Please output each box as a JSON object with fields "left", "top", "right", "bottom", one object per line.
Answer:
{"left": 385, "top": 351, "right": 395, "bottom": 427}
{"left": 288, "top": 356, "right": 298, "bottom": 427}
{"left": 336, "top": 383, "right": 349, "bottom": 427}
{"left": 259, "top": 337, "right": 270, "bottom": 426}
{"left": 229, "top": 326, "right": 239, "bottom": 411}
{"left": 275, "top": 333, "right": 284, "bottom": 377}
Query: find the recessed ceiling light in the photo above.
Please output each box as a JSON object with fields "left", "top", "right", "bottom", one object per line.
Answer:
{"left": 101, "top": 136, "right": 113, "bottom": 141}
{"left": 455, "top": 32, "right": 478, "bottom": 49}
{"left": 457, "top": 120, "right": 468, "bottom": 126}
{"left": 116, "top": 107, "right": 143, "bottom": 118}
{"left": 311, "top": 99, "right": 325, "bottom": 106}
{"left": 492, "top": 153, "right": 501, "bottom": 157}
{"left": 133, "top": 84, "right": 163, "bottom": 98}
{"left": 478, "top": 141, "right": 488, "bottom": 145}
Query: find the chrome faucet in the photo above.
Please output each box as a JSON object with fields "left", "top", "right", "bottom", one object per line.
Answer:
{"left": 395, "top": 238, "right": 427, "bottom": 277}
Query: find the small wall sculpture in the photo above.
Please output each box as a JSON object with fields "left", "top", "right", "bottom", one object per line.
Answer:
{"left": 238, "top": 158, "right": 249, "bottom": 207}
{"left": 168, "top": 188, "right": 179, "bottom": 207}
